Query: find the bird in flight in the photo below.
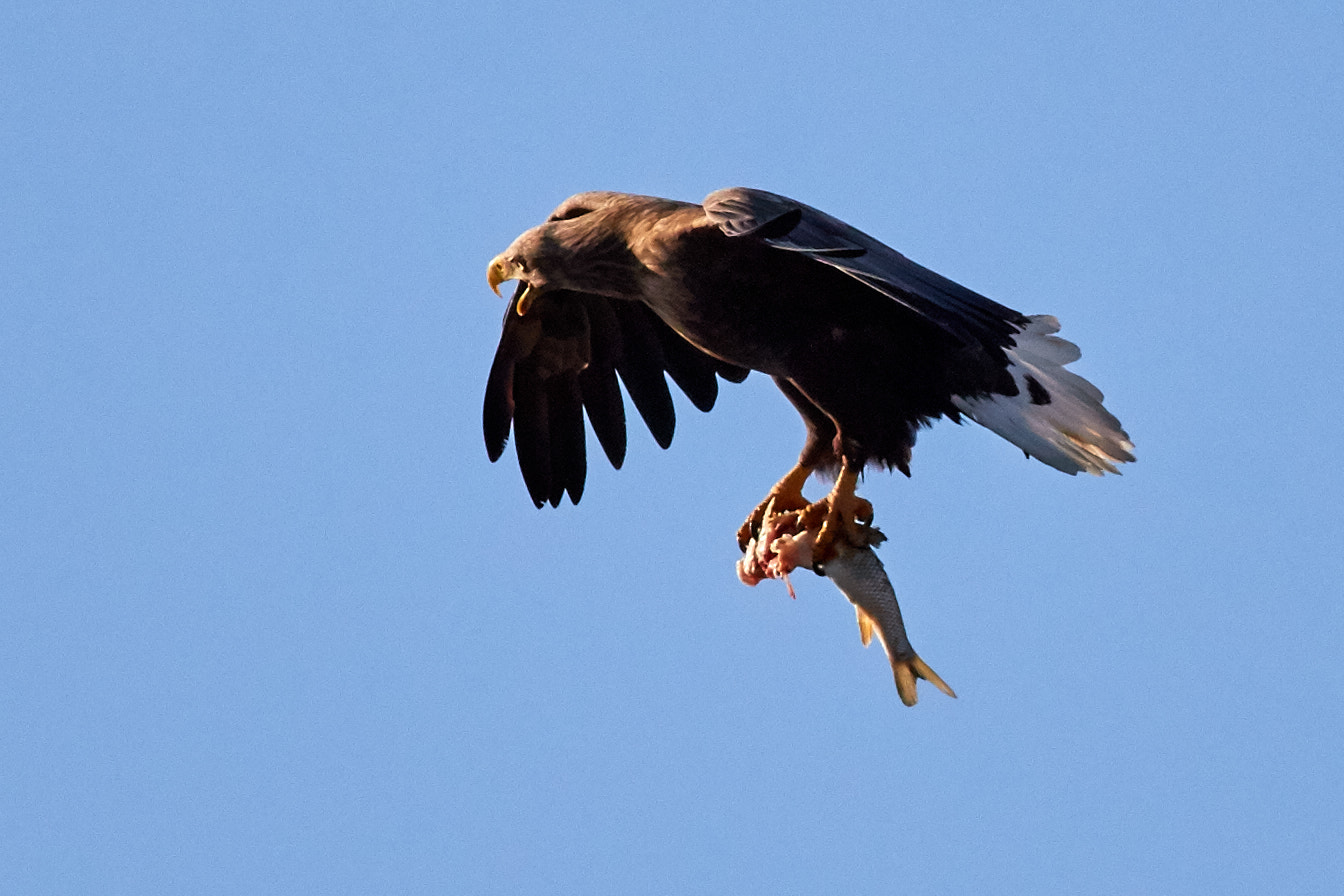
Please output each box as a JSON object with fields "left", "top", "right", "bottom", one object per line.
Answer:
{"left": 484, "top": 187, "right": 1133, "bottom": 564}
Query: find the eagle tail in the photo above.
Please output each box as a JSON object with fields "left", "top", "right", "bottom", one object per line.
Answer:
{"left": 952, "top": 315, "right": 1134, "bottom": 476}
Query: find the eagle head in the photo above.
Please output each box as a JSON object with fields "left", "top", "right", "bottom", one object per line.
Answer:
{"left": 487, "top": 191, "right": 687, "bottom": 314}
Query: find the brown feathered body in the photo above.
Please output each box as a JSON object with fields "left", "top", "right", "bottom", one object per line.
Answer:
{"left": 485, "top": 189, "right": 1132, "bottom": 508}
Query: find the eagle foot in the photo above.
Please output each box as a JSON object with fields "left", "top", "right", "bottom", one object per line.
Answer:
{"left": 736, "top": 466, "right": 813, "bottom": 551}
{"left": 801, "top": 490, "right": 875, "bottom": 565}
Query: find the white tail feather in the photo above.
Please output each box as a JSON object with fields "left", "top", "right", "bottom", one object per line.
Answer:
{"left": 952, "top": 315, "right": 1134, "bottom": 476}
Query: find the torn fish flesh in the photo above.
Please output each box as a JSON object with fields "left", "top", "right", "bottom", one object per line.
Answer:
{"left": 738, "top": 513, "right": 956, "bottom": 706}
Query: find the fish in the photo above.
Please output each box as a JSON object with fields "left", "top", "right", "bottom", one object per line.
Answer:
{"left": 738, "top": 513, "right": 956, "bottom": 706}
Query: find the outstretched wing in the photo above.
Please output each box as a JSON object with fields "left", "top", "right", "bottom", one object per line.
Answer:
{"left": 703, "top": 187, "right": 1028, "bottom": 347}
{"left": 483, "top": 285, "right": 749, "bottom": 508}
{"left": 703, "top": 187, "right": 1133, "bottom": 475}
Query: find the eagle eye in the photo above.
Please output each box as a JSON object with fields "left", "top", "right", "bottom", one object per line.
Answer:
{"left": 549, "top": 206, "right": 591, "bottom": 222}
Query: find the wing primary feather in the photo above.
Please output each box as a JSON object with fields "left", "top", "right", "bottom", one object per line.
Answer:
{"left": 656, "top": 320, "right": 720, "bottom": 412}
{"left": 482, "top": 284, "right": 539, "bottom": 463}
{"left": 577, "top": 295, "right": 628, "bottom": 469}
{"left": 715, "top": 359, "right": 750, "bottom": 383}
{"left": 579, "top": 363, "right": 626, "bottom": 469}
{"left": 611, "top": 304, "right": 676, "bottom": 449}
{"left": 511, "top": 366, "right": 551, "bottom": 508}
{"left": 547, "top": 372, "right": 587, "bottom": 506}
{"left": 482, "top": 346, "right": 515, "bottom": 463}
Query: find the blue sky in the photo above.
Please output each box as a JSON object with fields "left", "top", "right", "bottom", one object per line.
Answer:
{"left": 4, "top": 2, "right": 1342, "bottom": 893}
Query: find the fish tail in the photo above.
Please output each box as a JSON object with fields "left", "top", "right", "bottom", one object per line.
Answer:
{"left": 891, "top": 653, "right": 958, "bottom": 707}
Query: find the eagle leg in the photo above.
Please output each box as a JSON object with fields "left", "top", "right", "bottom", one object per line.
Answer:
{"left": 736, "top": 462, "right": 814, "bottom": 551}
{"left": 797, "top": 462, "right": 874, "bottom": 565}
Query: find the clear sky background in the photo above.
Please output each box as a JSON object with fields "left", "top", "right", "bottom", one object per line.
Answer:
{"left": 4, "top": 2, "right": 1342, "bottom": 893}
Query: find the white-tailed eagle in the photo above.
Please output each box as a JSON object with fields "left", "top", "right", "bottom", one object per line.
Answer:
{"left": 484, "top": 188, "right": 1133, "bottom": 561}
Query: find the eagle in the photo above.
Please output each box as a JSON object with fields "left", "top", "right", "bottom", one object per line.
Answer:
{"left": 484, "top": 188, "right": 1133, "bottom": 561}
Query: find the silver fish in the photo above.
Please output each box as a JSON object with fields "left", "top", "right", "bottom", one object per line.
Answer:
{"left": 738, "top": 517, "right": 956, "bottom": 706}
{"left": 817, "top": 531, "right": 956, "bottom": 707}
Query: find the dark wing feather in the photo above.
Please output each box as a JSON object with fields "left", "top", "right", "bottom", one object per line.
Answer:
{"left": 609, "top": 302, "right": 677, "bottom": 449}
{"left": 483, "top": 287, "right": 748, "bottom": 507}
{"left": 715, "top": 360, "right": 751, "bottom": 384}
{"left": 655, "top": 314, "right": 720, "bottom": 412}
{"left": 483, "top": 283, "right": 535, "bottom": 463}
{"left": 575, "top": 294, "right": 627, "bottom": 469}
{"left": 546, "top": 372, "right": 586, "bottom": 506}
{"left": 703, "top": 187, "right": 1028, "bottom": 346}
{"left": 511, "top": 364, "right": 551, "bottom": 508}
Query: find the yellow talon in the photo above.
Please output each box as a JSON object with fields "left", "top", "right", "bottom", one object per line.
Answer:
{"left": 803, "top": 463, "right": 873, "bottom": 564}
{"left": 738, "top": 462, "right": 813, "bottom": 550}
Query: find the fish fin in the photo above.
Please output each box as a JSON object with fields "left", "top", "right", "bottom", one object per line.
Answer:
{"left": 855, "top": 606, "right": 876, "bottom": 646}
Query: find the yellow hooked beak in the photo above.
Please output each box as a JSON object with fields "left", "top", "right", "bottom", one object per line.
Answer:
{"left": 487, "top": 257, "right": 536, "bottom": 316}
{"left": 486, "top": 258, "right": 509, "bottom": 296}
